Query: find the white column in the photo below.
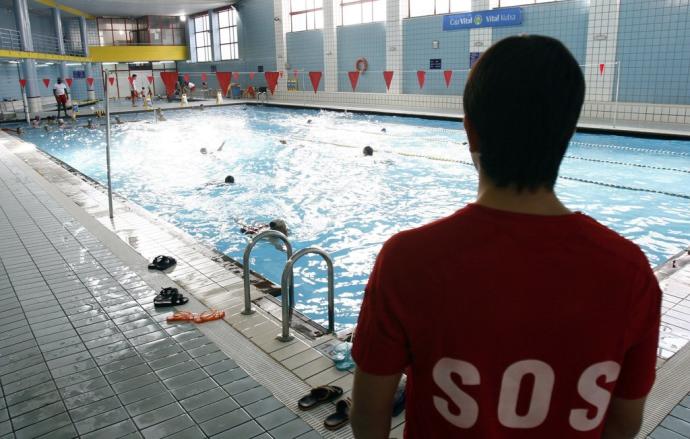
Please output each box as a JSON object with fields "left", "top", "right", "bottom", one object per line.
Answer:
{"left": 385, "top": 0, "right": 403, "bottom": 94}
{"left": 274, "top": 0, "right": 289, "bottom": 91}
{"left": 470, "top": 0, "right": 492, "bottom": 56}
{"left": 323, "top": 0, "right": 338, "bottom": 92}
{"left": 584, "top": 0, "right": 620, "bottom": 102}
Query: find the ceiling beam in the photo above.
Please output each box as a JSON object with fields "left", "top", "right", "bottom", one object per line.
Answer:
{"left": 32, "top": 0, "right": 94, "bottom": 19}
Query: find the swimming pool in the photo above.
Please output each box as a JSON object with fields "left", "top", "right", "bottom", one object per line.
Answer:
{"left": 19, "top": 105, "right": 690, "bottom": 330}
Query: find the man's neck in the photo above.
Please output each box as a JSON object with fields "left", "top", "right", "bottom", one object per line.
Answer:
{"left": 475, "top": 177, "right": 572, "bottom": 216}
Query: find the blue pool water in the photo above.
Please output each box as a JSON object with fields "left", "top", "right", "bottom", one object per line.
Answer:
{"left": 19, "top": 106, "right": 690, "bottom": 330}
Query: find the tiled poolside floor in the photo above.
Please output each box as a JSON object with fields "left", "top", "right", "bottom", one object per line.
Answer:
{"left": 0, "top": 143, "right": 319, "bottom": 438}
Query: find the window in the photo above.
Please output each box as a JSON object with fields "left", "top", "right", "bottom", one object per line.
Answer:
{"left": 490, "top": 0, "right": 561, "bottom": 7}
{"left": 290, "top": 0, "right": 324, "bottom": 32}
{"left": 407, "top": 0, "right": 471, "bottom": 17}
{"left": 194, "top": 14, "right": 212, "bottom": 62}
{"left": 97, "top": 16, "right": 184, "bottom": 46}
{"left": 341, "top": 0, "right": 385, "bottom": 26}
{"left": 218, "top": 8, "right": 239, "bottom": 60}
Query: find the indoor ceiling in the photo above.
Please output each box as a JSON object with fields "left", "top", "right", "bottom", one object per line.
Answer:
{"left": 48, "top": 0, "right": 239, "bottom": 17}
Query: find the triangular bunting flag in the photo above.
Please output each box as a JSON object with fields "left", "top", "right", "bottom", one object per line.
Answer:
{"left": 417, "top": 71, "right": 426, "bottom": 89}
{"left": 86, "top": 77, "right": 94, "bottom": 87}
{"left": 293, "top": 69, "right": 298, "bottom": 78}
{"left": 233, "top": 72, "right": 240, "bottom": 81}
{"left": 108, "top": 77, "right": 115, "bottom": 86}
{"left": 383, "top": 71, "right": 394, "bottom": 91}
{"left": 215, "top": 72, "right": 232, "bottom": 95}
{"left": 444, "top": 70, "right": 453, "bottom": 88}
{"left": 348, "top": 71, "right": 360, "bottom": 92}
{"left": 183, "top": 73, "right": 190, "bottom": 82}
{"left": 249, "top": 72, "right": 255, "bottom": 80}
{"left": 309, "top": 71, "right": 322, "bottom": 93}
{"left": 42, "top": 78, "right": 50, "bottom": 88}
{"left": 599, "top": 63, "right": 605, "bottom": 75}
{"left": 65, "top": 78, "right": 73, "bottom": 87}
{"left": 265, "top": 71, "right": 280, "bottom": 95}
{"left": 201, "top": 73, "right": 207, "bottom": 81}
{"left": 147, "top": 75, "right": 154, "bottom": 84}
{"left": 19, "top": 79, "right": 27, "bottom": 88}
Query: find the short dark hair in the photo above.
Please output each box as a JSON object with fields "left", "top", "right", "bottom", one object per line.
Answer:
{"left": 463, "top": 35, "right": 585, "bottom": 191}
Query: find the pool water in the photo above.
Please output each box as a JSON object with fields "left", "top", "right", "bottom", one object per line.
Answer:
{"left": 20, "top": 106, "right": 690, "bottom": 330}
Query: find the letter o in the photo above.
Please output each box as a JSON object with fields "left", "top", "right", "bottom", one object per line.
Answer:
{"left": 497, "top": 360, "right": 555, "bottom": 428}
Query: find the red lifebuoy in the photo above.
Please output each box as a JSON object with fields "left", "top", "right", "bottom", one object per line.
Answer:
{"left": 355, "top": 57, "right": 368, "bottom": 73}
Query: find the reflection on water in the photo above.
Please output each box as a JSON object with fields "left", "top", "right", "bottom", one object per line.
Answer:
{"left": 21, "top": 106, "right": 690, "bottom": 329}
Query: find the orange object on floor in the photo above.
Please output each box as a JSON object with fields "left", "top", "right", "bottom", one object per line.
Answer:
{"left": 166, "top": 309, "right": 225, "bottom": 323}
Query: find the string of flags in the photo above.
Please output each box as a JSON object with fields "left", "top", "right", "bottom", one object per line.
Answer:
{"left": 20, "top": 76, "right": 95, "bottom": 89}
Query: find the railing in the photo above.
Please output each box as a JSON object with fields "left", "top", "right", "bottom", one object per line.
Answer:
{"left": 0, "top": 27, "right": 21, "bottom": 51}
{"left": 32, "top": 33, "right": 60, "bottom": 54}
{"left": 279, "top": 248, "right": 335, "bottom": 342}
{"left": 242, "top": 231, "right": 293, "bottom": 316}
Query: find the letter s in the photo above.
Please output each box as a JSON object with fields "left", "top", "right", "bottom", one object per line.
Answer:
{"left": 432, "top": 358, "right": 480, "bottom": 428}
{"left": 569, "top": 361, "right": 621, "bottom": 431}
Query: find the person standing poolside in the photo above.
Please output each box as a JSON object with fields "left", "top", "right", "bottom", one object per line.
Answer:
{"left": 53, "top": 78, "right": 69, "bottom": 118}
{"left": 351, "top": 35, "right": 661, "bottom": 439}
{"left": 130, "top": 74, "right": 139, "bottom": 107}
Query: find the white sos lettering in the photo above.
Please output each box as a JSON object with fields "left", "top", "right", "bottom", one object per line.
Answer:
{"left": 432, "top": 358, "right": 621, "bottom": 430}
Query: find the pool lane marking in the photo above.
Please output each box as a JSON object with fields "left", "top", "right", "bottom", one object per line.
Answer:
{"left": 569, "top": 141, "right": 690, "bottom": 157}
{"left": 563, "top": 155, "right": 690, "bottom": 174}
{"left": 288, "top": 136, "right": 690, "bottom": 200}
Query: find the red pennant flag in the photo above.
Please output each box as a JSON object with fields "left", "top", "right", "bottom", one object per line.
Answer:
{"left": 348, "top": 71, "right": 360, "bottom": 92}
{"left": 233, "top": 72, "right": 240, "bottom": 81}
{"left": 599, "top": 63, "right": 605, "bottom": 75}
{"left": 293, "top": 69, "right": 298, "bottom": 78}
{"left": 309, "top": 71, "right": 322, "bottom": 94}
{"left": 201, "top": 73, "right": 207, "bottom": 81}
{"left": 444, "top": 70, "right": 453, "bottom": 88}
{"left": 160, "top": 71, "right": 178, "bottom": 96}
{"left": 215, "top": 72, "right": 232, "bottom": 95}
{"left": 65, "top": 78, "right": 73, "bottom": 87}
{"left": 108, "top": 77, "right": 115, "bottom": 86}
{"left": 417, "top": 71, "right": 426, "bottom": 89}
{"left": 249, "top": 72, "right": 255, "bottom": 80}
{"left": 147, "top": 75, "right": 154, "bottom": 84}
{"left": 86, "top": 77, "right": 94, "bottom": 87}
{"left": 19, "top": 79, "right": 27, "bottom": 88}
{"left": 42, "top": 78, "right": 50, "bottom": 88}
{"left": 183, "top": 73, "right": 190, "bottom": 82}
{"left": 383, "top": 71, "right": 394, "bottom": 91}
{"left": 265, "top": 71, "right": 280, "bottom": 95}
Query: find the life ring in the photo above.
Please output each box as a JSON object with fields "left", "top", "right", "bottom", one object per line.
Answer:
{"left": 355, "top": 57, "right": 368, "bottom": 73}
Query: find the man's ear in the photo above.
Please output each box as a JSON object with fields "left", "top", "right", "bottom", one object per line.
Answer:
{"left": 463, "top": 116, "right": 480, "bottom": 154}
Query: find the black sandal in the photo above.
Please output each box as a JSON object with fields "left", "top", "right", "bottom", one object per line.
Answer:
{"left": 153, "top": 288, "right": 188, "bottom": 307}
{"left": 297, "top": 385, "right": 343, "bottom": 411}
{"left": 148, "top": 255, "right": 177, "bottom": 271}
{"left": 324, "top": 398, "right": 351, "bottom": 431}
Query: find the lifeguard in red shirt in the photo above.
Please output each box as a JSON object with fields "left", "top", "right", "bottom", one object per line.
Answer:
{"left": 351, "top": 35, "right": 661, "bottom": 439}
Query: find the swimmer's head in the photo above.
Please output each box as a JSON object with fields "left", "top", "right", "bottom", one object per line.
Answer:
{"left": 279, "top": 139, "right": 287, "bottom": 145}
{"left": 43, "top": 125, "right": 49, "bottom": 132}
{"left": 307, "top": 119, "right": 312, "bottom": 124}
{"left": 58, "top": 118, "right": 64, "bottom": 125}
{"left": 381, "top": 128, "right": 387, "bottom": 133}
{"left": 224, "top": 175, "right": 235, "bottom": 184}
{"left": 363, "top": 146, "right": 374, "bottom": 156}
{"left": 115, "top": 116, "right": 122, "bottom": 123}
{"left": 17, "top": 127, "right": 23, "bottom": 135}
{"left": 269, "top": 219, "right": 288, "bottom": 236}
{"left": 200, "top": 148, "right": 208, "bottom": 154}
{"left": 199, "top": 104, "right": 205, "bottom": 111}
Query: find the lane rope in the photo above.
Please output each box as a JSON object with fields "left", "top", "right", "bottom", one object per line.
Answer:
{"left": 286, "top": 136, "right": 690, "bottom": 200}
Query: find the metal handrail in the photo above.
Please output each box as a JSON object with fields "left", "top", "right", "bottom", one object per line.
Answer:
{"left": 0, "top": 27, "right": 21, "bottom": 51}
{"left": 242, "top": 230, "right": 293, "bottom": 315}
{"left": 278, "top": 247, "right": 335, "bottom": 342}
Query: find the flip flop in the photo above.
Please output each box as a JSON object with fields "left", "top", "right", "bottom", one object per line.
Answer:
{"left": 148, "top": 255, "right": 177, "bottom": 270}
{"left": 154, "top": 289, "right": 188, "bottom": 308}
{"left": 193, "top": 309, "right": 226, "bottom": 323}
{"left": 167, "top": 311, "right": 195, "bottom": 322}
{"left": 324, "top": 398, "right": 351, "bottom": 431}
{"left": 298, "top": 385, "right": 343, "bottom": 411}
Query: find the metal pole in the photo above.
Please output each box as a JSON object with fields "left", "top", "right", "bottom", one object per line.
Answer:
{"left": 613, "top": 61, "right": 621, "bottom": 129}
{"left": 17, "top": 63, "right": 30, "bottom": 124}
{"left": 104, "top": 69, "right": 114, "bottom": 219}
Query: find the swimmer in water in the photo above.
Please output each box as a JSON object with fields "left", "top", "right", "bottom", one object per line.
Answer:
{"left": 200, "top": 148, "right": 208, "bottom": 155}
{"left": 199, "top": 104, "right": 205, "bottom": 111}
{"left": 363, "top": 146, "right": 374, "bottom": 157}
{"left": 114, "top": 116, "right": 124, "bottom": 124}
{"left": 86, "top": 119, "right": 95, "bottom": 129}
{"left": 279, "top": 139, "right": 287, "bottom": 145}
{"left": 58, "top": 118, "right": 67, "bottom": 128}
{"left": 31, "top": 115, "right": 41, "bottom": 128}
{"left": 217, "top": 141, "right": 226, "bottom": 152}
{"left": 381, "top": 128, "right": 387, "bottom": 133}
{"left": 224, "top": 175, "right": 235, "bottom": 184}
{"left": 307, "top": 119, "right": 312, "bottom": 124}
{"left": 156, "top": 108, "right": 167, "bottom": 121}
{"left": 240, "top": 219, "right": 289, "bottom": 250}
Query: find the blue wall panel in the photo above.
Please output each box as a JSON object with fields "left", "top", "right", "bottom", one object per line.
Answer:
{"left": 617, "top": 0, "right": 690, "bottom": 105}
{"left": 402, "top": 14, "right": 470, "bottom": 95}
{"left": 287, "top": 30, "right": 324, "bottom": 91}
{"left": 491, "top": 0, "right": 589, "bottom": 65}
{"left": 337, "top": 23, "right": 387, "bottom": 93}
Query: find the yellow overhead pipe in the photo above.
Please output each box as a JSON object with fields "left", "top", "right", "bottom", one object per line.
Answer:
{"left": 0, "top": 49, "right": 91, "bottom": 62}
{"left": 32, "top": 0, "right": 94, "bottom": 19}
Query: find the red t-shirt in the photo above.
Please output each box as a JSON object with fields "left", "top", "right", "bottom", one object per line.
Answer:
{"left": 352, "top": 203, "right": 661, "bottom": 438}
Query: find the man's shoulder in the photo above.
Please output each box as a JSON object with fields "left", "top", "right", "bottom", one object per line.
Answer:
{"left": 574, "top": 214, "right": 648, "bottom": 266}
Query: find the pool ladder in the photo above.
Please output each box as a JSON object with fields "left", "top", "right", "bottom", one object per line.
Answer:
{"left": 242, "top": 231, "right": 335, "bottom": 342}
